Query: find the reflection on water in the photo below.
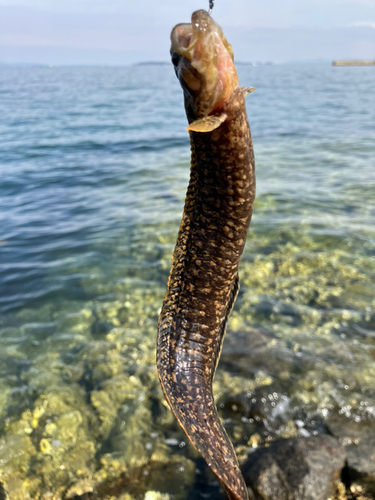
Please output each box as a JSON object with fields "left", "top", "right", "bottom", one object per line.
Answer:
{"left": 0, "top": 64, "right": 374, "bottom": 499}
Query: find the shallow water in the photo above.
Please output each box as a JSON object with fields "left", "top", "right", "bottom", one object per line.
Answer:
{"left": 0, "top": 64, "right": 374, "bottom": 499}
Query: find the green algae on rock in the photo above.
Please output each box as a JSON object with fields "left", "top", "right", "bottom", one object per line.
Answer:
{"left": 0, "top": 217, "right": 374, "bottom": 500}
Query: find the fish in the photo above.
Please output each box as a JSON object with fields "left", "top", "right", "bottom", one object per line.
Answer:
{"left": 156, "top": 10, "right": 256, "bottom": 500}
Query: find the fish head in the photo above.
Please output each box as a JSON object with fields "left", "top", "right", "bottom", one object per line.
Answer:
{"left": 171, "top": 10, "right": 238, "bottom": 119}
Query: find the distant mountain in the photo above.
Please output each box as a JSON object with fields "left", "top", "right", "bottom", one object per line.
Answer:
{"left": 0, "top": 61, "right": 45, "bottom": 67}
{"left": 235, "top": 61, "right": 274, "bottom": 66}
{"left": 134, "top": 61, "right": 169, "bottom": 66}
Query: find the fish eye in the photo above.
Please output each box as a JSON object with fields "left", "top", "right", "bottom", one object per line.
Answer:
{"left": 171, "top": 51, "right": 180, "bottom": 67}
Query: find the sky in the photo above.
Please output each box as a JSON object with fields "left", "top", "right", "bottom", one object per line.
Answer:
{"left": 0, "top": 0, "right": 374, "bottom": 65}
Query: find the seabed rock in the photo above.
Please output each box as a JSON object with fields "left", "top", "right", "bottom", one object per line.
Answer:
{"left": 345, "top": 435, "right": 375, "bottom": 496}
{"left": 219, "top": 382, "right": 290, "bottom": 427}
{"left": 327, "top": 418, "right": 375, "bottom": 497}
{"left": 242, "top": 435, "right": 346, "bottom": 500}
{"left": 0, "top": 483, "right": 8, "bottom": 500}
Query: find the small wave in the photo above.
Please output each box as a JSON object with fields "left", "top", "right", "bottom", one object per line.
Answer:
{"left": 1, "top": 137, "right": 189, "bottom": 162}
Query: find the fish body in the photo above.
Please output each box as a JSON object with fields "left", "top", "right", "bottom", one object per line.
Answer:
{"left": 157, "top": 11, "right": 255, "bottom": 500}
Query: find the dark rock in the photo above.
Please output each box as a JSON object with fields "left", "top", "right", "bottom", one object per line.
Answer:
{"left": 91, "top": 321, "right": 114, "bottom": 336}
{"left": 346, "top": 435, "right": 375, "bottom": 495}
{"left": 221, "top": 328, "right": 301, "bottom": 377}
{"left": 334, "top": 318, "right": 375, "bottom": 340}
{"left": 222, "top": 328, "right": 275, "bottom": 357}
{"left": 328, "top": 417, "right": 375, "bottom": 496}
{"left": 0, "top": 483, "right": 8, "bottom": 500}
{"left": 292, "top": 410, "right": 331, "bottom": 438}
{"left": 117, "top": 307, "right": 128, "bottom": 325}
{"left": 139, "top": 456, "right": 196, "bottom": 498}
{"left": 219, "top": 383, "right": 290, "bottom": 429}
{"left": 242, "top": 436, "right": 346, "bottom": 500}
{"left": 255, "top": 300, "right": 302, "bottom": 326}
{"left": 253, "top": 300, "right": 275, "bottom": 319}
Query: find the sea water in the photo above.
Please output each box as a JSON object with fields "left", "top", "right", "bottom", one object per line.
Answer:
{"left": 0, "top": 64, "right": 374, "bottom": 499}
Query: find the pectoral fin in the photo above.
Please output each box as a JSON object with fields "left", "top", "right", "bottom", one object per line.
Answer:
{"left": 186, "top": 113, "right": 227, "bottom": 132}
{"left": 240, "top": 86, "right": 256, "bottom": 97}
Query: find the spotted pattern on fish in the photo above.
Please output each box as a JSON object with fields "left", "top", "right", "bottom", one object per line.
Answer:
{"left": 157, "top": 87, "right": 255, "bottom": 500}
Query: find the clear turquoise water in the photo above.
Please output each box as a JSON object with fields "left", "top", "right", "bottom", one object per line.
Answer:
{"left": 0, "top": 64, "right": 374, "bottom": 499}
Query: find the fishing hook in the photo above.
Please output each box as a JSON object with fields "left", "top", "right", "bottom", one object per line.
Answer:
{"left": 208, "top": 0, "right": 214, "bottom": 15}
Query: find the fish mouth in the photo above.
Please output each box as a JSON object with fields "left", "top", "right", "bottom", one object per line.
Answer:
{"left": 170, "top": 10, "right": 238, "bottom": 118}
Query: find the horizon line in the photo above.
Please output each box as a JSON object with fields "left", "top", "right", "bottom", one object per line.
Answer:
{"left": 0, "top": 59, "right": 338, "bottom": 68}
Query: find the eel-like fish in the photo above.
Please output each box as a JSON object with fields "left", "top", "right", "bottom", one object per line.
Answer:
{"left": 157, "top": 10, "right": 256, "bottom": 500}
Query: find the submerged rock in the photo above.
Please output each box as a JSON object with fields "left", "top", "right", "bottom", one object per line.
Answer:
{"left": 140, "top": 456, "right": 195, "bottom": 498}
{"left": 242, "top": 435, "right": 346, "bottom": 500}
{"left": 91, "top": 320, "right": 115, "bottom": 336}
{"left": 0, "top": 483, "right": 8, "bottom": 500}
{"left": 220, "top": 382, "right": 290, "bottom": 426}
{"left": 328, "top": 418, "right": 375, "bottom": 497}
{"left": 346, "top": 435, "right": 375, "bottom": 496}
